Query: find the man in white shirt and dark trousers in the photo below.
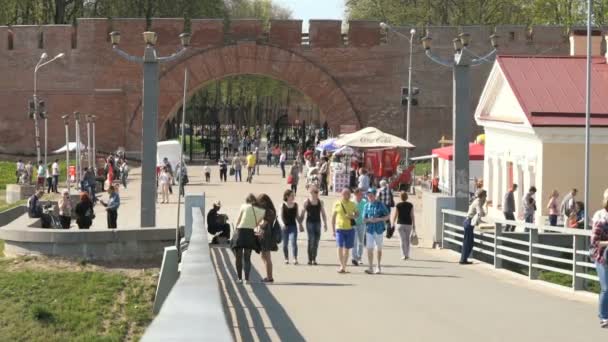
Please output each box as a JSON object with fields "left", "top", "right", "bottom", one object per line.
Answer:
{"left": 51, "top": 159, "right": 60, "bottom": 193}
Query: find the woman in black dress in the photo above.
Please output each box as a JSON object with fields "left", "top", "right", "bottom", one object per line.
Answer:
{"left": 256, "top": 193, "right": 278, "bottom": 282}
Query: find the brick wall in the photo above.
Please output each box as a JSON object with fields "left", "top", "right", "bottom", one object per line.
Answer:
{"left": 0, "top": 18, "right": 573, "bottom": 157}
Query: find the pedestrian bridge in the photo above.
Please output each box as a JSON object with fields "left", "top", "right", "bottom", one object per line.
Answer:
{"left": 141, "top": 167, "right": 604, "bottom": 341}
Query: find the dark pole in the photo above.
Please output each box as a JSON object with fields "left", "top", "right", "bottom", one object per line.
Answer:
{"left": 141, "top": 45, "right": 160, "bottom": 227}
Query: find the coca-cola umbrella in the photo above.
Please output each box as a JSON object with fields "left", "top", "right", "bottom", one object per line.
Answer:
{"left": 335, "top": 127, "right": 415, "bottom": 149}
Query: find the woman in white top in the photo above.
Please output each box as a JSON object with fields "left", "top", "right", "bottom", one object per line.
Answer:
{"left": 460, "top": 189, "right": 487, "bottom": 265}
{"left": 58, "top": 189, "right": 72, "bottom": 229}
{"left": 232, "top": 194, "right": 266, "bottom": 283}
{"left": 158, "top": 166, "right": 172, "bottom": 204}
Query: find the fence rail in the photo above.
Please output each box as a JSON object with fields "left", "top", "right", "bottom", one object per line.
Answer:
{"left": 441, "top": 209, "right": 598, "bottom": 291}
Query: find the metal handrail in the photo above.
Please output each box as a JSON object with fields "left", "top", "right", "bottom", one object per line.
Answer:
{"left": 441, "top": 209, "right": 598, "bottom": 291}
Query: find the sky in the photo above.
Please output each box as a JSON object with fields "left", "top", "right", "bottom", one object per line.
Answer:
{"left": 273, "top": 0, "right": 346, "bottom": 31}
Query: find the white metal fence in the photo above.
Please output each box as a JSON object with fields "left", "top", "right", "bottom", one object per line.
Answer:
{"left": 441, "top": 209, "right": 599, "bottom": 291}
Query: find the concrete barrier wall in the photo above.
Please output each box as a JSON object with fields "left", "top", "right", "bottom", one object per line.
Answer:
{"left": 0, "top": 226, "right": 175, "bottom": 261}
{"left": 143, "top": 194, "right": 233, "bottom": 342}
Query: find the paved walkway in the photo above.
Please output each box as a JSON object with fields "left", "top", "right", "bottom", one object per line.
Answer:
{"left": 97, "top": 163, "right": 604, "bottom": 340}
{"left": 195, "top": 164, "right": 604, "bottom": 342}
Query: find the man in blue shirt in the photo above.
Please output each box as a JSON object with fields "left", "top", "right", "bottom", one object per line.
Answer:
{"left": 352, "top": 188, "right": 368, "bottom": 266}
{"left": 363, "top": 188, "right": 390, "bottom": 274}
{"left": 101, "top": 185, "right": 120, "bottom": 229}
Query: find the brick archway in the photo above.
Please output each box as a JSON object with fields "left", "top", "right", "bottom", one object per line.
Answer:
{"left": 126, "top": 43, "right": 360, "bottom": 144}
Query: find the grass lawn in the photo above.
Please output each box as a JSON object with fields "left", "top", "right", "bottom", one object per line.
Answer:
{"left": 0, "top": 256, "right": 158, "bottom": 341}
{"left": 0, "top": 160, "right": 70, "bottom": 191}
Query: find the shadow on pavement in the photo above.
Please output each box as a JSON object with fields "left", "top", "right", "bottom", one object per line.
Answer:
{"left": 214, "top": 248, "right": 306, "bottom": 342}
{"left": 268, "top": 282, "right": 353, "bottom": 287}
{"left": 357, "top": 272, "right": 460, "bottom": 279}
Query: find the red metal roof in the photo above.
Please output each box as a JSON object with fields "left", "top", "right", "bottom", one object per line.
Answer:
{"left": 494, "top": 55, "right": 608, "bottom": 126}
{"left": 432, "top": 143, "right": 484, "bottom": 161}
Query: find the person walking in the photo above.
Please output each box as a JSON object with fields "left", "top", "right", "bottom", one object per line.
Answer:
{"left": 279, "top": 189, "right": 301, "bottom": 264}
{"left": 16, "top": 159, "right": 25, "bottom": 183}
{"left": 358, "top": 168, "right": 370, "bottom": 193}
{"left": 45, "top": 163, "right": 53, "bottom": 194}
{"left": 58, "top": 189, "right": 72, "bottom": 229}
{"left": 204, "top": 163, "right": 211, "bottom": 183}
{"left": 232, "top": 194, "right": 265, "bottom": 284}
{"left": 362, "top": 188, "right": 390, "bottom": 274}
{"left": 351, "top": 188, "right": 367, "bottom": 266}
{"left": 25, "top": 161, "right": 33, "bottom": 185}
{"left": 232, "top": 153, "right": 243, "bottom": 182}
{"left": 246, "top": 151, "right": 256, "bottom": 183}
{"left": 332, "top": 188, "right": 358, "bottom": 273}
{"left": 218, "top": 156, "right": 228, "bottom": 182}
{"left": 523, "top": 186, "right": 537, "bottom": 224}
{"left": 266, "top": 145, "right": 272, "bottom": 167}
{"left": 254, "top": 147, "right": 260, "bottom": 175}
{"left": 561, "top": 188, "right": 578, "bottom": 226}
{"left": 591, "top": 188, "right": 608, "bottom": 328}
{"left": 256, "top": 194, "right": 278, "bottom": 282}
{"left": 158, "top": 167, "right": 172, "bottom": 204}
{"left": 319, "top": 157, "right": 329, "bottom": 196}
{"left": 74, "top": 192, "right": 94, "bottom": 229}
{"left": 392, "top": 191, "right": 415, "bottom": 260}
{"left": 460, "top": 190, "right": 487, "bottom": 265}
{"left": 100, "top": 185, "right": 120, "bottom": 229}
{"left": 279, "top": 150, "right": 287, "bottom": 178}
{"left": 547, "top": 190, "right": 560, "bottom": 226}
{"left": 120, "top": 160, "right": 129, "bottom": 189}
{"left": 51, "top": 159, "right": 60, "bottom": 193}
{"left": 36, "top": 161, "right": 45, "bottom": 190}
{"left": 503, "top": 184, "right": 517, "bottom": 231}
{"left": 289, "top": 162, "right": 300, "bottom": 194}
{"left": 299, "top": 186, "right": 328, "bottom": 265}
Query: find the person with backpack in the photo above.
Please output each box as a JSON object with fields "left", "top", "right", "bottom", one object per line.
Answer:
{"left": 591, "top": 188, "right": 608, "bottom": 328}
{"left": 256, "top": 193, "right": 279, "bottom": 283}
{"left": 299, "top": 185, "right": 328, "bottom": 265}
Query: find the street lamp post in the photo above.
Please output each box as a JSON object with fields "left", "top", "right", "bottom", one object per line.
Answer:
{"left": 422, "top": 32, "right": 498, "bottom": 212}
{"left": 86, "top": 114, "right": 93, "bottom": 169}
{"left": 33, "top": 52, "right": 64, "bottom": 163}
{"left": 380, "top": 23, "right": 416, "bottom": 165}
{"left": 109, "top": 31, "right": 191, "bottom": 227}
{"left": 90, "top": 115, "right": 97, "bottom": 174}
{"left": 74, "top": 111, "right": 81, "bottom": 188}
{"left": 61, "top": 114, "right": 70, "bottom": 191}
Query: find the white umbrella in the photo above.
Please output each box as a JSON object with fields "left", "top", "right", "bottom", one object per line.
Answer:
{"left": 336, "top": 127, "right": 415, "bottom": 149}
{"left": 334, "top": 146, "right": 355, "bottom": 155}
{"left": 52, "top": 142, "right": 87, "bottom": 154}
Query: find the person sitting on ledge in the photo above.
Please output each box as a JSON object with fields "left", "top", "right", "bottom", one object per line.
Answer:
{"left": 207, "top": 201, "right": 231, "bottom": 244}
{"left": 27, "top": 190, "right": 44, "bottom": 219}
{"left": 27, "top": 190, "right": 51, "bottom": 228}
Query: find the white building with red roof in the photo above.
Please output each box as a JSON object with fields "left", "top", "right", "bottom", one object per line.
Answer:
{"left": 474, "top": 30, "right": 608, "bottom": 224}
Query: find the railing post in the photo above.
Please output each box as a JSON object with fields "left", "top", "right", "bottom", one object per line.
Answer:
{"left": 572, "top": 235, "right": 585, "bottom": 291}
{"left": 441, "top": 211, "right": 445, "bottom": 249}
{"left": 494, "top": 222, "right": 502, "bottom": 269}
{"left": 529, "top": 228, "right": 539, "bottom": 280}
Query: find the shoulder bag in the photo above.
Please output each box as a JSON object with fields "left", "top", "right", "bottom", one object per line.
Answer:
{"left": 340, "top": 202, "right": 356, "bottom": 227}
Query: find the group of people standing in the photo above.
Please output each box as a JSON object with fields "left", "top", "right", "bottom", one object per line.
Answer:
{"left": 228, "top": 184, "right": 416, "bottom": 283}
{"left": 502, "top": 186, "right": 586, "bottom": 229}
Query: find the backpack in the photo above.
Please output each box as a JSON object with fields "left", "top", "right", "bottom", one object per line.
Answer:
{"left": 272, "top": 219, "right": 282, "bottom": 244}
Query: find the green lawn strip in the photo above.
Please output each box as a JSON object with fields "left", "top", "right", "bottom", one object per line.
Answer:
{"left": 0, "top": 262, "right": 156, "bottom": 341}
{"left": 412, "top": 161, "right": 430, "bottom": 176}
{"left": 0, "top": 160, "right": 71, "bottom": 191}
